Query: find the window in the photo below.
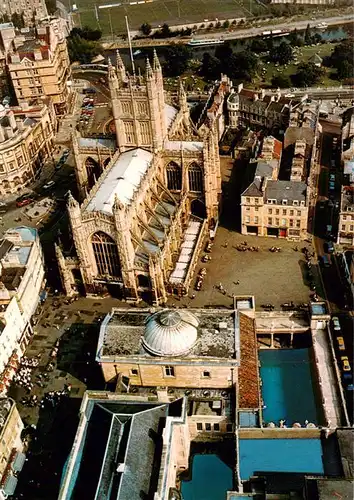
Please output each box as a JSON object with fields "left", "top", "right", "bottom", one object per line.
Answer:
{"left": 268, "top": 208, "right": 272, "bottom": 214}
{"left": 289, "top": 219, "right": 294, "bottom": 227}
{"left": 213, "top": 423, "right": 220, "bottom": 431}
{"left": 197, "top": 423, "right": 203, "bottom": 431}
{"left": 164, "top": 365, "right": 175, "bottom": 377}
{"left": 341, "top": 224, "right": 345, "bottom": 230}
{"left": 268, "top": 217, "right": 272, "bottom": 225}
{"left": 91, "top": 232, "right": 121, "bottom": 277}
{"left": 166, "top": 161, "right": 182, "bottom": 190}
{"left": 246, "top": 207, "right": 250, "bottom": 211}
{"left": 297, "top": 210, "right": 301, "bottom": 216}
{"left": 130, "top": 369, "right": 138, "bottom": 376}
{"left": 275, "top": 218, "right": 279, "bottom": 225}
{"left": 202, "top": 370, "right": 211, "bottom": 378}
{"left": 254, "top": 198, "right": 259, "bottom": 204}
{"left": 255, "top": 206, "right": 259, "bottom": 211}
{"left": 290, "top": 209, "right": 294, "bottom": 216}
{"left": 226, "top": 424, "right": 233, "bottom": 432}
{"left": 343, "top": 215, "right": 347, "bottom": 221}
{"left": 282, "top": 209, "right": 287, "bottom": 215}
{"left": 205, "top": 423, "right": 211, "bottom": 431}
{"left": 296, "top": 220, "right": 301, "bottom": 228}
{"left": 188, "top": 162, "right": 203, "bottom": 192}
{"left": 350, "top": 225, "right": 354, "bottom": 231}
{"left": 254, "top": 216, "right": 259, "bottom": 223}
{"left": 275, "top": 209, "right": 279, "bottom": 215}
{"left": 245, "top": 216, "right": 250, "bottom": 223}
{"left": 246, "top": 197, "right": 250, "bottom": 203}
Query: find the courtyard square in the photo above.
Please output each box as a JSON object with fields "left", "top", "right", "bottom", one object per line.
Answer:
{"left": 169, "top": 226, "right": 319, "bottom": 310}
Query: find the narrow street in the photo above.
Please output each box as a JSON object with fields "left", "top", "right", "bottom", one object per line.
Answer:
{"left": 313, "top": 128, "right": 353, "bottom": 424}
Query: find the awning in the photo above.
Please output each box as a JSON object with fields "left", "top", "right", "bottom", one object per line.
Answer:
{"left": 3, "top": 474, "right": 18, "bottom": 496}
{"left": 12, "top": 452, "right": 26, "bottom": 472}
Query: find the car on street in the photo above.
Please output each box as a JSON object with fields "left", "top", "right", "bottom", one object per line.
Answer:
{"left": 325, "top": 241, "right": 335, "bottom": 254}
{"left": 43, "top": 180, "right": 56, "bottom": 190}
{"left": 329, "top": 181, "right": 335, "bottom": 191}
{"left": 16, "top": 195, "right": 34, "bottom": 207}
{"left": 329, "top": 174, "right": 336, "bottom": 182}
{"left": 332, "top": 316, "right": 341, "bottom": 331}
{"left": 320, "top": 254, "right": 331, "bottom": 267}
{"left": 336, "top": 336, "right": 345, "bottom": 351}
{"left": 341, "top": 356, "right": 351, "bottom": 372}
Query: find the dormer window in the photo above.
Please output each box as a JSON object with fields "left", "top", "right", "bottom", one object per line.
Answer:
{"left": 300, "top": 201, "right": 305, "bottom": 206}
{"left": 266, "top": 199, "right": 276, "bottom": 205}
{"left": 282, "top": 199, "right": 288, "bottom": 205}
{"left": 293, "top": 200, "right": 299, "bottom": 206}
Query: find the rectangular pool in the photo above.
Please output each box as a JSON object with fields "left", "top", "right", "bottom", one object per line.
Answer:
{"left": 259, "top": 348, "right": 319, "bottom": 425}
{"left": 239, "top": 438, "right": 324, "bottom": 480}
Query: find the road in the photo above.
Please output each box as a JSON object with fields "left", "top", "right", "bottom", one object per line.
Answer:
{"left": 102, "top": 13, "right": 354, "bottom": 49}
{"left": 313, "top": 129, "right": 353, "bottom": 423}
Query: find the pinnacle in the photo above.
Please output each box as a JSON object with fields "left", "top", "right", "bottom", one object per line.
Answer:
{"left": 153, "top": 49, "right": 161, "bottom": 71}
{"left": 146, "top": 58, "right": 153, "bottom": 78}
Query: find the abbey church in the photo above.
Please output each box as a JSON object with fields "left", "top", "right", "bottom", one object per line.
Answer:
{"left": 56, "top": 51, "right": 221, "bottom": 304}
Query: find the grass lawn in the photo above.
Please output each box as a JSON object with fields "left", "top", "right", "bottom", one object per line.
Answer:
{"left": 256, "top": 42, "right": 341, "bottom": 88}
{"left": 68, "top": 0, "right": 263, "bottom": 35}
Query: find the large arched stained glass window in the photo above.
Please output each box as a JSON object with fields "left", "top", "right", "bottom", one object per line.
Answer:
{"left": 91, "top": 232, "right": 121, "bottom": 277}
{"left": 188, "top": 162, "right": 203, "bottom": 192}
{"left": 166, "top": 161, "right": 182, "bottom": 191}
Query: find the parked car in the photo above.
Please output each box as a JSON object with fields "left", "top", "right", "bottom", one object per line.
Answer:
{"left": 329, "top": 181, "right": 335, "bottom": 191}
{"left": 341, "top": 356, "right": 351, "bottom": 372}
{"left": 325, "top": 241, "right": 335, "bottom": 254}
{"left": 336, "top": 336, "right": 345, "bottom": 351}
{"left": 16, "top": 196, "right": 33, "bottom": 207}
{"left": 332, "top": 316, "right": 341, "bottom": 331}
{"left": 329, "top": 174, "right": 335, "bottom": 182}
{"left": 320, "top": 255, "right": 331, "bottom": 268}
{"left": 43, "top": 180, "right": 56, "bottom": 190}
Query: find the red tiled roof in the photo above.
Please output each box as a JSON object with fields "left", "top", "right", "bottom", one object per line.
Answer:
{"left": 238, "top": 312, "right": 260, "bottom": 409}
{"left": 273, "top": 138, "right": 282, "bottom": 159}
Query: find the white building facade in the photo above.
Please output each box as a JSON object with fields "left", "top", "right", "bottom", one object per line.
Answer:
{"left": 0, "top": 227, "right": 45, "bottom": 393}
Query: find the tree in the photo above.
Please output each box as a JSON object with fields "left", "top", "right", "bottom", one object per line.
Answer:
{"left": 215, "top": 42, "right": 233, "bottom": 68}
{"left": 200, "top": 52, "right": 221, "bottom": 79}
{"left": 291, "top": 62, "right": 324, "bottom": 87}
{"left": 163, "top": 44, "right": 192, "bottom": 76}
{"left": 288, "top": 28, "right": 303, "bottom": 47}
{"left": 67, "top": 35, "right": 101, "bottom": 64}
{"left": 304, "top": 23, "right": 313, "bottom": 45}
{"left": 329, "top": 39, "right": 354, "bottom": 81}
{"left": 271, "top": 74, "right": 291, "bottom": 88}
{"left": 337, "top": 60, "right": 353, "bottom": 80}
{"left": 249, "top": 38, "right": 268, "bottom": 53}
{"left": 228, "top": 50, "right": 259, "bottom": 81}
{"left": 161, "top": 23, "right": 171, "bottom": 38}
{"left": 223, "top": 20, "right": 230, "bottom": 29}
{"left": 269, "top": 41, "right": 293, "bottom": 65}
{"left": 70, "top": 26, "right": 102, "bottom": 41}
{"left": 11, "top": 12, "right": 25, "bottom": 29}
{"left": 141, "top": 23, "right": 152, "bottom": 36}
{"left": 45, "top": 0, "right": 57, "bottom": 15}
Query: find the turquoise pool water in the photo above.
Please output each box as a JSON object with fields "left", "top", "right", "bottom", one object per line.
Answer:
{"left": 259, "top": 348, "right": 319, "bottom": 425}
{"left": 181, "top": 454, "right": 233, "bottom": 500}
{"left": 239, "top": 439, "right": 324, "bottom": 480}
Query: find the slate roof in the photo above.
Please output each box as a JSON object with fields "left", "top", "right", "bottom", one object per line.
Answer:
{"left": 265, "top": 180, "right": 307, "bottom": 204}
{"left": 65, "top": 398, "right": 182, "bottom": 500}
{"left": 242, "top": 178, "right": 263, "bottom": 197}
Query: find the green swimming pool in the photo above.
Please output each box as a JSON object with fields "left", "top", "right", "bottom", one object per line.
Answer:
{"left": 259, "top": 348, "right": 319, "bottom": 425}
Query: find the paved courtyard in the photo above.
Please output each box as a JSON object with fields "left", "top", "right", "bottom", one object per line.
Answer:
{"left": 168, "top": 227, "right": 320, "bottom": 310}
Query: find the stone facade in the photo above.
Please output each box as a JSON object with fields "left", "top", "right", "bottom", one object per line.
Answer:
{"left": 7, "top": 24, "right": 71, "bottom": 115}
{"left": 58, "top": 52, "right": 221, "bottom": 303}
{"left": 0, "top": 227, "right": 45, "bottom": 393}
{"left": 0, "top": 398, "right": 24, "bottom": 499}
{"left": 0, "top": 0, "right": 48, "bottom": 26}
{"left": 0, "top": 100, "right": 56, "bottom": 196}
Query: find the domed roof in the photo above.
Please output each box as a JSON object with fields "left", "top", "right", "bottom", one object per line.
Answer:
{"left": 143, "top": 309, "right": 199, "bottom": 357}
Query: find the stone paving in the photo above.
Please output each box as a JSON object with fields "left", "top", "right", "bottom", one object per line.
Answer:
{"left": 168, "top": 227, "right": 318, "bottom": 310}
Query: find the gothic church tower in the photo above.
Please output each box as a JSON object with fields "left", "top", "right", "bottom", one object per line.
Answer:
{"left": 109, "top": 50, "right": 166, "bottom": 152}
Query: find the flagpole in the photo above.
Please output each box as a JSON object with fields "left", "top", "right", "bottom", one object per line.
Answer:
{"left": 125, "top": 15, "right": 135, "bottom": 77}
